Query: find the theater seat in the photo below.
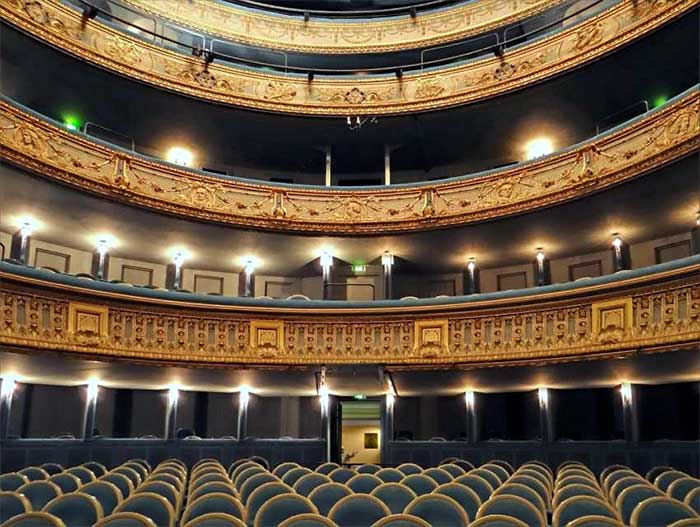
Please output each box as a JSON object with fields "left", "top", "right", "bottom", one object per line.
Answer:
{"left": 308, "top": 483, "right": 353, "bottom": 517}
{"left": 566, "top": 516, "right": 624, "bottom": 527}
{"left": 477, "top": 494, "right": 546, "bottom": 527}
{"left": 18, "top": 467, "right": 49, "bottom": 482}
{"left": 421, "top": 468, "right": 453, "bottom": 486}
{"left": 114, "top": 492, "right": 175, "bottom": 527}
{"left": 470, "top": 469, "right": 503, "bottom": 491}
{"left": 685, "top": 488, "right": 700, "bottom": 514}
{"left": 454, "top": 474, "right": 494, "bottom": 503}
{"left": 253, "top": 494, "right": 318, "bottom": 527}
{"left": 281, "top": 468, "right": 312, "bottom": 488}
{"left": 94, "top": 512, "right": 157, "bottom": 526}
{"left": 630, "top": 496, "right": 698, "bottom": 527}
{"left": 277, "top": 513, "right": 338, "bottom": 527}
{"left": 433, "top": 482, "right": 482, "bottom": 521}
{"left": 16, "top": 481, "right": 62, "bottom": 511}
{"left": 401, "top": 474, "right": 437, "bottom": 496}
{"left": 371, "top": 483, "right": 416, "bottom": 514}
{"left": 83, "top": 462, "right": 108, "bottom": 478}
{"left": 668, "top": 478, "right": 700, "bottom": 502}
{"left": 42, "top": 492, "right": 104, "bottom": 527}
{"left": 396, "top": 464, "right": 422, "bottom": 477}
{"left": 0, "top": 512, "right": 67, "bottom": 526}
{"left": 616, "top": 484, "right": 665, "bottom": 524}
{"left": 181, "top": 493, "right": 245, "bottom": 525}
{"left": 327, "top": 468, "right": 355, "bottom": 485}
{"left": 293, "top": 474, "right": 331, "bottom": 497}
{"left": 646, "top": 466, "right": 675, "bottom": 483}
{"left": 370, "top": 514, "right": 431, "bottom": 527}
{"left": 656, "top": 471, "right": 691, "bottom": 493}
{"left": 347, "top": 474, "right": 382, "bottom": 494}
{"left": 239, "top": 475, "right": 278, "bottom": 505}
{"left": 553, "top": 496, "right": 619, "bottom": 527}
{"left": 246, "top": 482, "right": 293, "bottom": 525}
{"left": 469, "top": 515, "right": 529, "bottom": 527}
{"left": 314, "top": 463, "right": 339, "bottom": 476}
{"left": 553, "top": 484, "right": 605, "bottom": 508}
{"left": 100, "top": 473, "right": 134, "bottom": 500}
{"left": 404, "top": 493, "right": 469, "bottom": 527}
{"left": 0, "top": 474, "right": 28, "bottom": 491}
{"left": 64, "top": 467, "right": 96, "bottom": 485}
{"left": 0, "top": 492, "right": 30, "bottom": 523}
{"left": 375, "top": 469, "right": 405, "bottom": 484}
{"left": 191, "top": 482, "right": 239, "bottom": 505}
{"left": 328, "top": 494, "right": 390, "bottom": 527}
{"left": 357, "top": 465, "right": 381, "bottom": 475}
{"left": 271, "top": 463, "right": 300, "bottom": 479}
{"left": 48, "top": 474, "right": 81, "bottom": 494}
{"left": 135, "top": 482, "right": 179, "bottom": 511}
{"left": 39, "top": 465, "right": 65, "bottom": 477}
{"left": 183, "top": 513, "right": 247, "bottom": 527}
{"left": 438, "top": 464, "right": 466, "bottom": 479}
{"left": 494, "top": 483, "right": 546, "bottom": 514}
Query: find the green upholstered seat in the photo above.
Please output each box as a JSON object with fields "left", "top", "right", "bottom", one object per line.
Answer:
{"left": 357, "top": 465, "right": 381, "bottom": 475}
{"left": 401, "top": 474, "right": 437, "bottom": 496}
{"left": 438, "top": 464, "right": 466, "bottom": 479}
{"left": 0, "top": 512, "right": 67, "bottom": 527}
{"left": 404, "top": 493, "right": 469, "bottom": 527}
{"left": 17, "top": 467, "right": 49, "bottom": 482}
{"left": 95, "top": 512, "right": 157, "bottom": 527}
{"left": 347, "top": 474, "right": 383, "bottom": 494}
{"left": 100, "top": 473, "right": 134, "bottom": 500}
{"left": 47, "top": 474, "right": 81, "bottom": 494}
{"left": 181, "top": 493, "right": 245, "bottom": 525}
{"left": 434, "top": 482, "right": 482, "bottom": 522}
{"left": 246, "top": 482, "right": 293, "bottom": 525}
{"left": 371, "top": 483, "right": 417, "bottom": 514}
{"left": 477, "top": 494, "right": 546, "bottom": 527}
{"left": 83, "top": 462, "right": 108, "bottom": 478}
{"left": 631, "top": 496, "right": 697, "bottom": 527}
{"left": 64, "top": 467, "right": 96, "bottom": 485}
{"left": 616, "top": 483, "right": 664, "bottom": 524}
{"left": 454, "top": 474, "right": 494, "bottom": 503}
{"left": 328, "top": 494, "right": 390, "bottom": 527}
{"left": 239, "top": 474, "right": 278, "bottom": 504}
{"left": 79, "top": 481, "right": 123, "bottom": 516}
{"left": 0, "top": 492, "right": 30, "bottom": 523}
{"left": 0, "top": 474, "right": 29, "bottom": 492}
{"left": 136, "top": 482, "right": 178, "bottom": 510}
{"left": 552, "top": 495, "right": 618, "bottom": 527}
{"left": 375, "top": 469, "right": 405, "bottom": 484}
{"left": 327, "top": 468, "right": 356, "bottom": 485}
{"left": 253, "top": 494, "right": 317, "bottom": 527}
{"left": 308, "top": 483, "right": 353, "bottom": 517}
{"left": 42, "top": 492, "right": 104, "bottom": 527}
{"left": 114, "top": 492, "right": 174, "bottom": 527}
{"left": 294, "top": 473, "right": 331, "bottom": 497}
{"left": 17, "top": 481, "right": 62, "bottom": 511}
{"left": 396, "top": 464, "right": 423, "bottom": 477}
{"left": 281, "top": 468, "right": 312, "bottom": 488}
{"left": 271, "top": 463, "right": 300, "bottom": 479}
{"left": 314, "top": 463, "right": 340, "bottom": 476}
{"left": 421, "top": 468, "right": 453, "bottom": 486}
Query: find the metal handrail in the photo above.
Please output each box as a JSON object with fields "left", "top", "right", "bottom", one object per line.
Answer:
{"left": 75, "top": 0, "right": 607, "bottom": 75}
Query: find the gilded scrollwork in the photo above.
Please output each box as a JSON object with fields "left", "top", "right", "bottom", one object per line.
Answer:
{"left": 0, "top": 0, "right": 695, "bottom": 115}
{"left": 122, "top": 0, "right": 567, "bottom": 54}
{"left": 0, "top": 90, "right": 697, "bottom": 233}
{"left": 0, "top": 263, "right": 697, "bottom": 365}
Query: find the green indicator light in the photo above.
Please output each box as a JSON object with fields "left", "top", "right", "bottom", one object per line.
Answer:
{"left": 353, "top": 394, "right": 366, "bottom": 400}
{"left": 353, "top": 265, "right": 366, "bottom": 273}
{"left": 63, "top": 115, "right": 81, "bottom": 131}
{"left": 652, "top": 95, "right": 667, "bottom": 108}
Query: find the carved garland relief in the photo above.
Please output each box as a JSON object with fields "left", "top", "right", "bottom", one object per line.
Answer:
{"left": 0, "top": 0, "right": 695, "bottom": 115}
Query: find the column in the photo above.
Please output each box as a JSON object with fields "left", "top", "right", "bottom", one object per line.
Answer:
{"left": 463, "top": 258, "right": 480, "bottom": 295}
{"left": 381, "top": 393, "right": 395, "bottom": 464}
{"left": 382, "top": 251, "right": 394, "bottom": 300}
{"left": 533, "top": 249, "right": 551, "bottom": 286}
{"left": 237, "top": 387, "right": 250, "bottom": 440}
{"left": 611, "top": 234, "right": 631, "bottom": 272}
{"left": 384, "top": 145, "right": 391, "bottom": 185}
{"left": 620, "top": 383, "right": 639, "bottom": 443}
{"left": 82, "top": 379, "right": 98, "bottom": 440}
{"left": 165, "top": 385, "right": 179, "bottom": 440}
{"left": 465, "top": 391, "right": 479, "bottom": 443}
{"left": 0, "top": 376, "right": 17, "bottom": 440}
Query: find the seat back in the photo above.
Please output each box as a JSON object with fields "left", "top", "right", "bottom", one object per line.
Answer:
{"left": 685, "top": 487, "right": 700, "bottom": 514}
{"left": 18, "top": 467, "right": 50, "bottom": 482}
{"left": 281, "top": 468, "right": 312, "bottom": 488}
{"left": 469, "top": 515, "right": 529, "bottom": 527}
{"left": 190, "top": 481, "right": 238, "bottom": 504}
{"left": 553, "top": 483, "right": 604, "bottom": 509}
{"left": 370, "top": 515, "right": 431, "bottom": 527}
{"left": 434, "top": 482, "right": 482, "bottom": 521}
{"left": 42, "top": 492, "right": 104, "bottom": 527}
{"left": 0, "top": 491, "right": 30, "bottom": 523}
{"left": 40, "top": 464, "right": 65, "bottom": 476}
{"left": 308, "top": 482, "right": 353, "bottom": 517}
{"left": 277, "top": 513, "right": 338, "bottom": 527}
{"left": 94, "top": 512, "right": 157, "bottom": 526}
{"left": 396, "top": 464, "right": 423, "bottom": 476}
{"left": 453, "top": 460, "right": 475, "bottom": 473}
{"left": 136, "top": 481, "right": 179, "bottom": 510}
{"left": 16, "top": 481, "right": 62, "bottom": 511}
{"left": 346, "top": 474, "right": 383, "bottom": 494}
{"left": 314, "top": 463, "right": 339, "bottom": 476}
{"left": 494, "top": 483, "right": 546, "bottom": 514}
{"left": 477, "top": 494, "right": 546, "bottom": 527}
{"left": 357, "top": 465, "right": 381, "bottom": 475}
{"left": 608, "top": 476, "right": 647, "bottom": 503}
{"left": 631, "top": 496, "right": 697, "bottom": 527}
{"left": 181, "top": 493, "right": 245, "bottom": 525}
{"left": 471, "top": 469, "right": 503, "bottom": 491}
{"left": 293, "top": 473, "right": 331, "bottom": 497}
{"left": 183, "top": 512, "right": 246, "bottom": 527}
{"left": 454, "top": 474, "right": 494, "bottom": 503}
{"left": 238, "top": 474, "right": 277, "bottom": 504}
{"left": 552, "top": 495, "right": 618, "bottom": 527}
{"left": 404, "top": 493, "right": 469, "bottom": 527}
{"left": 646, "top": 466, "right": 674, "bottom": 483}
{"left": 668, "top": 477, "right": 700, "bottom": 502}
{"left": 616, "top": 483, "right": 664, "bottom": 524}
{"left": 566, "top": 516, "right": 624, "bottom": 527}
{"left": 65, "top": 467, "right": 96, "bottom": 485}
{"left": 48, "top": 474, "right": 82, "bottom": 494}
{"left": 0, "top": 512, "right": 67, "bottom": 527}
{"left": 488, "top": 461, "right": 515, "bottom": 476}
{"left": 401, "top": 474, "right": 437, "bottom": 496}
{"left": 80, "top": 481, "right": 123, "bottom": 516}
{"left": 507, "top": 475, "right": 549, "bottom": 507}
{"left": 82, "top": 462, "right": 108, "bottom": 478}
{"left": 481, "top": 465, "right": 510, "bottom": 485}
{"left": 328, "top": 494, "right": 390, "bottom": 527}
{"left": 246, "top": 482, "right": 293, "bottom": 524}
{"left": 253, "top": 493, "right": 317, "bottom": 527}
{"left": 0, "top": 473, "right": 29, "bottom": 491}
{"left": 557, "top": 475, "right": 602, "bottom": 492}
{"left": 439, "top": 464, "right": 466, "bottom": 479}
{"left": 101, "top": 473, "right": 134, "bottom": 499}
{"left": 375, "top": 469, "right": 405, "bottom": 483}
{"left": 114, "top": 492, "right": 175, "bottom": 527}
{"left": 271, "top": 462, "right": 299, "bottom": 479}
{"left": 421, "top": 468, "right": 453, "bottom": 486}
{"left": 656, "top": 471, "right": 690, "bottom": 492}
{"left": 371, "top": 483, "right": 417, "bottom": 514}
{"left": 112, "top": 468, "right": 142, "bottom": 489}
{"left": 327, "top": 468, "right": 356, "bottom": 484}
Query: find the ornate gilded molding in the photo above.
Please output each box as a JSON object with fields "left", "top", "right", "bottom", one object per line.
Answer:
{"left": 1, "top": 262, "right": 698, "bottom": 366}
{"left": 1, "top": 90, "right": 697, "bottom": 233}
{"left": 121, "top": 0, "right": 565, "bottom": 54}
{"left": 0, "top": 0, "right": 695, "bottom": 115}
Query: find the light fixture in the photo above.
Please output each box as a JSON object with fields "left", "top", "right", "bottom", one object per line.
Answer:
{"left": 166, "top": 146, "right": 194, "bottom": 167}
{"left": 696, "top": 210, "right": 699, "bottom": 226}
{"left": 239, "top": 386, "right": 250, "bottom": 406}
{"left": 465, "top": 390, "right": 475, "bottom": 409}
{"left": 386, "top": 392, "right": 395, "bottom": 408}
{"left": 87, "top": 378, "right": 99, "bottom": 400}
{"left": 16, "top": 216, "right": 39, "bottom": 238}
{"left": 353, "top": 394, "right": 366, "bottom": 400}
{"left": 652, "top": 95, "right": 668, "bottom": 108}
{"left": 620, "top": 382, "right": 633, "bottom": 405}
{"left": 352, "top": 265, "right": 366, "bottom": 273}
{"left": 167, "top": 384, "right": 179, "bottom": 404}
{"left": 612, "top": 234, "right": 624, "bottom": 248}
{"left": 537, "top": 387, "right": 549, "bottom": 407}
{"left": 535, "top": 249, "right": 546, "bottom": 264}
{"left": 381, "top": 251, "right": 394, "bottom": 268}
{"left": 240, "top": 256, "right": 259, "bottom": 275}
{"left": 467, "top": 258, "right": 477, "bottom": 272}
{"left": 93, "top": 234, "right": 118, "bottom": 255}
{"left": 319, "top": 385, "right": 329, "bottom": 413}
{"left": 0, "top": 375, "right": 17, "bottom": 398}
{"left": 524, "top": 137, "right": 554, "bottom": 160}
{"left": 320, "top": 251, "right": 333, "bottom": 270}
{"left": 172, "top": 251, "right": 187, "bottom": 268}
{"left": 63, "top": 115, "right": 81, "bottom": 131}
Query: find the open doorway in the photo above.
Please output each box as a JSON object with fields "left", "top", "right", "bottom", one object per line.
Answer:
{"left": 339, "top": 399, "right": 381, "bottom": 466}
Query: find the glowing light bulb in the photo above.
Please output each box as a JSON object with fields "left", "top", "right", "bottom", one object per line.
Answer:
{"left": 87, "top": 378, "right": 99, "bottom": 400}
{"left": 612, "top": 235, "right": 623, "bottom": 248}
{"left": 620, "top": 382, "right": 633, "bottom": 404}
{"left": 166, "top": 147, "right": 193, "bottom": 167}
{"left": 536, "top": 250, "right": 546, "bottom": 264}
{"left": 465, "top": 391, "right": 475, "bottom": 408}
{"left": 1, "top": 375, "right": 17, "bottom": 398}
{"left": 467, "top": 259, "right": 477, "bottom": 272}
{"left": 538, "top": 387, "right": 549, "bottom": 407}
{"left": 524, "top": 137, "right": 554, "bottom": 160}
{"left": 381, "top": 251, "right": 394, "bottom": 268}
{"left": 240, "top": 386, "right": 250, "bottom": 406}
{"left": 386, "top": 392, "right": 395, "bottom": 408}
{"left": 168, "top": 385, "right": 179, "bottom": 404}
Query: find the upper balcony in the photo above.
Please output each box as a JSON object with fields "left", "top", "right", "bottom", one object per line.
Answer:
{"left": 1, "top": 0, "right": 695, "bottom": 115}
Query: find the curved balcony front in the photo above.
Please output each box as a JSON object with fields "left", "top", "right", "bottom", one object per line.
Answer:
{"left": 1, "top": 256, "right": 698, "bottom": 367}
{"left": 1, "top": 0, "right": 694, "bottom": 115}
{"left": 1, "top": 87, "right": 697, "bottom": 234}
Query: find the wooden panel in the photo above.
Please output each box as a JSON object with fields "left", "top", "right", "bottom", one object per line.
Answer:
{"left": 34, "top": 248, "right": 70, "bottom": 273}
{"left": 569, "top": 260, "right": 603, "bottom": 281}
{"left": 656, "top": 241, "right": 691, "bottom": 264}
{"left": 121, "top": 265, "right": 153, "bottom": 286}
{"left": 194, "top": 275, "right": 224, "bottom": 295}
{"left": 498, "top": 271, "right": 527, "bottom": 291}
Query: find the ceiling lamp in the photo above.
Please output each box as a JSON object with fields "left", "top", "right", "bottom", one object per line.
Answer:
{"left": 524, "top": 137, "right": 554, "bottom": 160}
{"left": 166, "top": 146, "right": 194, "bottom": 167}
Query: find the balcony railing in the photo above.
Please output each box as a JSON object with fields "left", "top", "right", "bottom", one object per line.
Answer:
{"left": 1, "top": 256, "right": 698, "bottom": 367}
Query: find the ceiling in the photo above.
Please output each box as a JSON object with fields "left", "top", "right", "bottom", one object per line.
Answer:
{"left": 1, "top": 155, "right": 697, "bottom": 274}
{"left": 1, "top": 348, "right": 697, "bottom": 395}
{"left": 1, "top": 11, "right": 697, "bottom": 184}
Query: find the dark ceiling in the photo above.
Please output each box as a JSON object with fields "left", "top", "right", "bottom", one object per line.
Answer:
{"left": 2, "top": 155, "right": 697, "bottom": 274}
{"left": 0, "top": 348, "right": 697, "bottom": 395}
{"left": 1, "top": 11, "right": 698, "bottom": 185}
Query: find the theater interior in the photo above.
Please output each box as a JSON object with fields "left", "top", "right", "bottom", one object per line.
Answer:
{"left": 0, "top": 0, "right": 698, "bottom": 525}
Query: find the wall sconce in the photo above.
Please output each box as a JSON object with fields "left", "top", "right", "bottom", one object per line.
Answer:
{"left": 0, "top": 375, "right": 17, "bottom": 399}
{"left": 239, "top": 386, "right": 250, "bottom": 407}
{"left": 386, "top": 392, "right": 395, "bottom": 409}
{"left": 381, "top": 251, "right": 394, "bottom": 269}
{"left": 537, "top": 387, "right": 549, "bottom": 407}
{"left": 319, "top": 385, "right": 329, "bottom": 414}
{"left": 465, "top": 390, "right": 475, "bottom": 410}
{"left": 87, "top": 378, "right": 99, "bottom": 401}
{"left": 167, "top": 385, "right": 179, "bottom": 405}
{"left": 620, "top": 382, "right": 633, "bottom": 405}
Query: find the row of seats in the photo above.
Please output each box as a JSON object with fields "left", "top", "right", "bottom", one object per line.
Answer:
{"left": 1, "top": 458, "right": 698, "bottom": 526}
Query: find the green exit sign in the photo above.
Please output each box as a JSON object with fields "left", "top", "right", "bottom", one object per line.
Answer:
{"left": 352, "top": 265, "right": 366, "bottom": 273}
